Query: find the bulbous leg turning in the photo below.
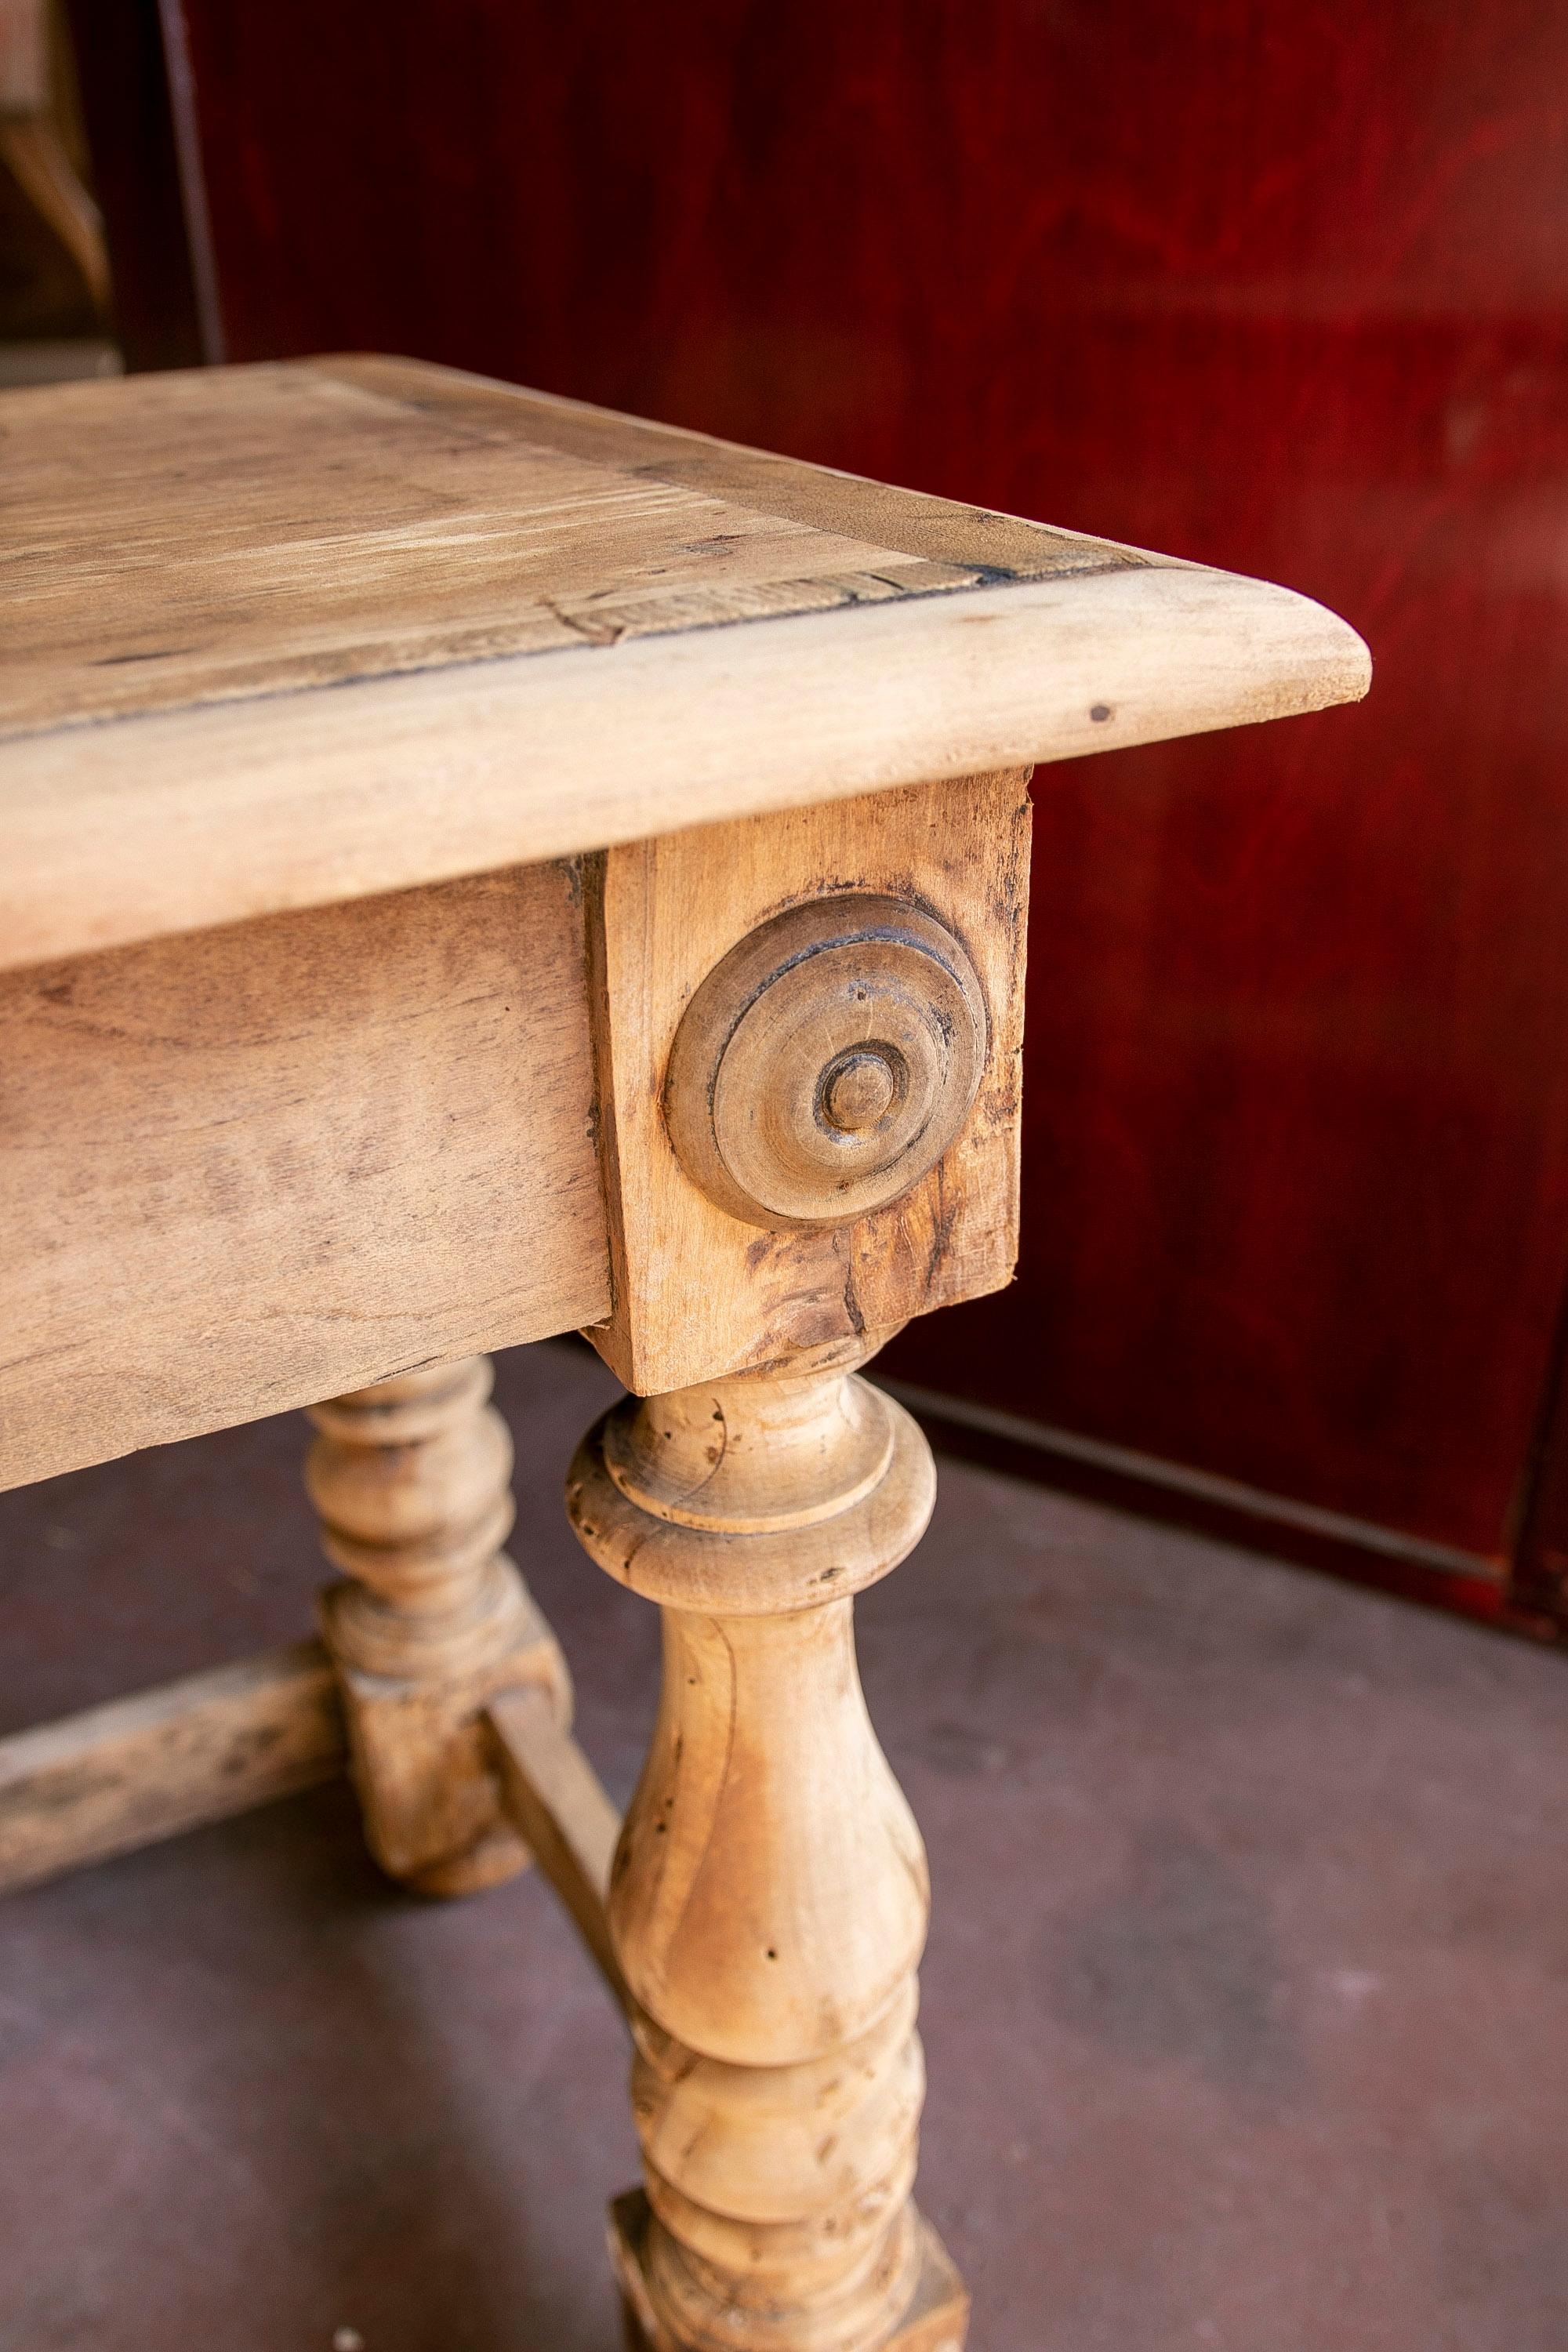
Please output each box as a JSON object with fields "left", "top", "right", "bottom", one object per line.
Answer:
{"left": 307, "top": 1354, "right": 568, "bottom": 1896}
{"left": 568, "top": 1333, "right": 969, "bottom": 2352}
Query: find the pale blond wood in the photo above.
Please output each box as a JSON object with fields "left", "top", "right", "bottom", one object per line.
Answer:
{"left": 611, "top": 2195, "right": 969, "bottom": 2352}
{"left": 662, "top": 894, "right": 988, "bottom": 1229}
{"left": 0, "top": 1639, "right": 344, "bottom": 1893}
{"left": 310, "top": 1356, "right": 572, "bottom": 1896}
{"left": 0, "top": 356, "right": 1369, "bottom": 971}
{"left": 0, "top": 352, "right": 1261, "bottom": 729}
{"left": 488, "top": 1682, "right": 628, "bottom": 2009}
{"left": 568, "top": 1330, "right": 953, "bottom": 2352}
{"left": 314, "top": 354, "right": 1176, "bottom": 588}
{"left": 585, "top": 772, "right": 1032, "bottom": 1397}
{"left": 0, "top": 564, "right": 1367, "bottom": 979}
{"left": 0, "top": 865, "right": 608, "bottom": 1491}
{"left": 0, "top": 359, "right": 1373, "bottom": 2345}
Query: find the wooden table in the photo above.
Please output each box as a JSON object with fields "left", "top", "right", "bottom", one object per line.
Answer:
{"left": 0, "top": 356, "right": 1367, "bottom": 2350}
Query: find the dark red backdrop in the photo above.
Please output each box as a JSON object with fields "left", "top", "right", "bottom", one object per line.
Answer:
{"left": 75, "top": 1, "right": 1568, "bottom": 1615}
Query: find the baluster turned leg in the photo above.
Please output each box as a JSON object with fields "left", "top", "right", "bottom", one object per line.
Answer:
{"left": 307, "top": 1355, "right": 568, "bottom": 1896}
{"left": 568, "top": 1332, "right": 968, "bottom": 2352}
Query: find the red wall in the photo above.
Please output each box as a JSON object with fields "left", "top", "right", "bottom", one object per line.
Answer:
{"left": 122, "top": 3, "right": 1568, "bottom": 1570}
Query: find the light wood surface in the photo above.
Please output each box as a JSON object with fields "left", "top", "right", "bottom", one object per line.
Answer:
{"left": 0, "top": 1639, "right": 344, "bottom": 1893}
{"left": 611, "top": 2194, "right": 969, "bottom": 2352}
{"left": 2, "top": 351, "right": 1142, "bottom": 728}
{"left": 0, "top": 354, "right": 1369, "bottom": 971}
{"left": 0, "top": 357, "right": 1375, "bottom": 2350}
{"left": 567, "top": 1330, "right": 959, "bottom": 2351}
{"left": 0, "top": 866, "right": 608, "bottom": 1490}
{"left": 488, "top": 1682, "right": 627, "bottom": 2009}
{"left": 586, "top": 771, "right": 1031, "bottom": 1396}
{"left": 310, "top": 1356, "right": 572, "bottom": 1896}
{"left": 662, "top": 893, "right": 989, "bottom": 1230}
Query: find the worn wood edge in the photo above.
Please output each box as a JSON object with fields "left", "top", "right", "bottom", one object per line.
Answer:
{"left": 0, "top": 568, "right": 1367, "bottom": 973}
{"left": 0, "top": 1638, "right": 346, "bottom": 1893}
{"left": 487, "top": 1682, "right": 629, "bottom": 2012}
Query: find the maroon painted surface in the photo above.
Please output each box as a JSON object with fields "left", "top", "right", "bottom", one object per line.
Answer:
{"left": 1512, "top": 1296, "right": 1568, "bottom": 1617}
{"left": 114, "top": 5, "right": 1568, "bottom": 1559}
{"left": 64, "top": 0, "right": 208, "bottom": 370}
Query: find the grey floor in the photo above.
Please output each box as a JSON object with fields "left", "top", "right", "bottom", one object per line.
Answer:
{"left": 2, "top": 1338, "right": 1564, "bottom": 2352}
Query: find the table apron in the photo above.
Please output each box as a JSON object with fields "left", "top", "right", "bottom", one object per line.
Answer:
{"left": 0, "top": 858, "right": 611, "bottom": 1489}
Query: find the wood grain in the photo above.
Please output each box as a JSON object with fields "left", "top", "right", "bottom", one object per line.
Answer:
{"left": 585, "top": 772, "right": 1031, "bottom": 1396}
{"left": 0, "top": 1639, "right": 344, "bottom": 1893}
{"left": 662, "top": 893, "right": 989, "bottom": 1229}
{"left": 310, "top": 1355, "right": 574, "bottom": 1896}
{"left": 0, "top": 352, "right": 1180, "bottom": 731}
{"left": 0, "top": 865, "right": 608, "bottom": 1489}
{"left": 194, "top": 0, "right": 1561, "bottom": 1577}
{"left": 568, "top": 1330, "right": 949, "bottom": 2350}
{"left": 488, "top": 1682, "right": 627, "bottom": 2008}
{"left": 0, "top": 355, "right": 1368, "bottom": 971}
{"left": 610, "top": 2193, "right": 969, "bottom": 2352}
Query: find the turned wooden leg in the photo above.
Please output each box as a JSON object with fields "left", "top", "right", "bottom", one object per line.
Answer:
{"left": 307, "top": 1354, "right": 569, "bottom": 1896}
{"left": 568, "top": 1332, "right": 968, "bottom": 2352}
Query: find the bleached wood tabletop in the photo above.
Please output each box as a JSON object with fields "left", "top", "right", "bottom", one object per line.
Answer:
{"left": 2, "top": 354, "right": 1364, "bottom": 969}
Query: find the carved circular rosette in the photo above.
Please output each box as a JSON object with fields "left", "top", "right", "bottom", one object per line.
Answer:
{"left": 664, "top": 892, "right": 988, "bottom": 1229}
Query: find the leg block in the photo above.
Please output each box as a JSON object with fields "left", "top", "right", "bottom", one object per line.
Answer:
{"left": 325, "top": 1592, "right": 566, "bottom": 1896}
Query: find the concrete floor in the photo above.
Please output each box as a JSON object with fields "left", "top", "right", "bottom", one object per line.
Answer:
{"left": 2, "top": 1338, "right": 1565, "bottom": 2352}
